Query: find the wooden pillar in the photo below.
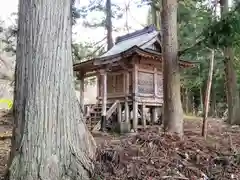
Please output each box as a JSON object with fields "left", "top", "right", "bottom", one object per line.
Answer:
{"left": 100, "top": 70, "right": 107, "bottom": 131}
{"left": 159, "top": 106, "right": 163, "bottom": 125}
{"left": 96, "top": 73, "right": 100, "bottom": 102}
{"left": 133, "top": 101, "right": 138, "bottom": 131}
{"left": 125, "top": 101, "right": 129, "bottom": 122}
{"left": 125, "top": 71, "right": 130, "bottom": 95}
{"left": 122, "top": 71, "right": 130, "bottom": 133}
{"left": 132, "top": 62, "right": 138, "bottom": 131}
{"left": 141, "top": 103, "right": 146, "bottom": 128}
{"left": 154, "top": 67, "right": 158, "bottom": 98}
{"left": 133, "top": 64, "right": 138, "bottom": 96}
{"left": 125, "top": 71, "right": 130, "bottom": 123}
{"left": 151, "top": 107, "right": 158, "bottom": 124}
{"left": 117, "top": 103, "right": 122, "bottom": 123}
{"left": 79, "top": 73, "right": 84, "bottom": 114}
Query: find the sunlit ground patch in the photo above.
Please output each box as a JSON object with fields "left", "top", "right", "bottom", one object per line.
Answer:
{"left": 0, "top": 99, "right": 13, "bottom": 110}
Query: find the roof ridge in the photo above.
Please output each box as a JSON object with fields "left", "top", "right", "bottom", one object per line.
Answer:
{"left": 138, "top": 32, "right": 159, "bottom": 48}
{"left": 115, "top": 24, "right": 157, "bottom": 44}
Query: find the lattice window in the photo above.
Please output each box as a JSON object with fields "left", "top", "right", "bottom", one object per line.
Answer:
{"left": 138, "top": 72, "right": 154, "bottom": 94}
{"left": 138, "top": 63, "right": 154, "bottom": 71}
{"left": 129, "top": 72, "right": 132, "bottom": 93}
{"left": 115, "top": 74, "right": 123, "bottom": 93}
{"left": 107, "top": 73, "right": 124, "bottom": 94}
{"left": 107, "top": 74, "right": 114, "bottom": 93}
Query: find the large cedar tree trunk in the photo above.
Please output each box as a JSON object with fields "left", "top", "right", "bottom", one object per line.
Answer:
{"left": 162, "top": 0, "right": 184, "bottom": 136}
{"left": 106, "top": 0, "right": 114, "bottom": 50}
{"left": 220, "top": 0, "right": 240, "bottom": 124}
{"left": 7, "top": 1, "right": 96, "bottom": 180}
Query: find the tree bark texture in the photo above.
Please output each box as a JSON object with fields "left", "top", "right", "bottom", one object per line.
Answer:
{"left": 181, "top": 87, "right": 190, "bottom": 114}
{"left": 106, "top": 0, "right": 114, "bottom": 50}
{"left": 199, "top": 87, "right": 203, "bottom": 112}
{"left": 162, "top": 0, "right": 184, "bottom": 136}
{"left": 223, "top": 48, "right": 240, "bottom": 124}
{"left": 185, "top": 88, "right": 190, "bottom": 114}
{"left": 187, "top": 91, "right": 193, "bottom": 114}
{"left": 210, "top": 85, "right": 217, "bottom": 117}
{"left": 202, "top": 50, "right": 214, "bottom": 138}
{"left": 7, "top": 1, "right": 96, "bottom": 180}
{"left": 220, "top": 0, "right": 240, "bottom": 125}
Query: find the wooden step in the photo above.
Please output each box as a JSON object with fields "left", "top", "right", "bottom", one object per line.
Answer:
{"left": 86, "top": 118, "right": 100, "bottom": 131}
{"left": 92, "top": 106, "right": 111, "bottom": 112}
{"left": 85, "top": 103, "right": 115, "bottom": 131}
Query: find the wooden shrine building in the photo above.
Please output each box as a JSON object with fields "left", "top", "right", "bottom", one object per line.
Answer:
{"left": 73, "top": 25, "right": 193, "bottom": 132}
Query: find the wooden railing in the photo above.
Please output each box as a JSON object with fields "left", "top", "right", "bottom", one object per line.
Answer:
{"left": 84, "top": 104, "right": 96, "bottom": 117}
{"left": 92, "top": 100, "right": 120, "bottom": 132}
{"left": 106, "top": 100, "right": 119, "bottom": 120}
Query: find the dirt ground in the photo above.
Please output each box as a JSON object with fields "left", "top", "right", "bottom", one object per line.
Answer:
{"left": 0, "top": 112, "right": 239, "bottom": 180}
{"left": 0, "top": 111, "right": 12, "bottom": 180}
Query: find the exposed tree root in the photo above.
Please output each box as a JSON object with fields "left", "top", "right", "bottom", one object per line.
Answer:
{"left": 8, "top": 132, "right": 95, "bottom": 180}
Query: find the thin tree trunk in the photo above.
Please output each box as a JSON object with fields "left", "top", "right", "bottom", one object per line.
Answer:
{"left": 210, "top": 85, "right": 217, "bottom": 117}
{"left": 124, "top": 2, "right": 131, "bottom": 33}
{"left": 147, "top": 8, "right": 152, "bottom": 25}
{"left": 6, "top": 1, "right": 96, "bottom": 180}
{"left": 187, "top": 91, "right": 192, "bottom": 114}
{"left": 192, "top": 95, "right": 195, "bottom": 115}
{"left": 151, "top": 1, "right": 161, "bottom": 30}
{"left": 106, "top": 0, "right": 113, "bottom": 50}
{"left": 202, "top": 0, "right": 217, "bottom": 137}
{"left": 202, "top": 50, "right": 215, "bottom": 138}
{"left": 184, "top": 88, "right": 189, "bottom": 114}
{"left": 181, "top": 87, "right": 186, "bottom": 113}
{"left": 220, "top": 0, "right": 240, "bottom": 125}
{"left": 158, "top": 1, "right": 162, "bottom": 30}
{"left": 162, "top": 0, "right": 183, "bottom": 136}
{"left": 151, "top": 2, "right": 158, "bottom": 28}
{"left": 199, "top": 87, "right": 203, "bottom": 111}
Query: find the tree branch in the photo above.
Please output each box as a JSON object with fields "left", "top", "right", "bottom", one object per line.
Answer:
{"left": 178, "top": 39, "right": 205, "bottom": 56}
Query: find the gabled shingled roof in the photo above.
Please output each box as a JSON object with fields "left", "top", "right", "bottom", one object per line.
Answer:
{"left": 98, "top": 25, "right": 161, "bottom": 60}
{"left": 115, "top": 25, "right": 158, "bottom": 44}
{"left": 73, "top": 25, "right": 194, "bottom": 71}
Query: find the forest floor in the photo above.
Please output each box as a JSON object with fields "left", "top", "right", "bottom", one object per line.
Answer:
{"left": 0, "top": 111, "right": 239, "bottom": 180}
